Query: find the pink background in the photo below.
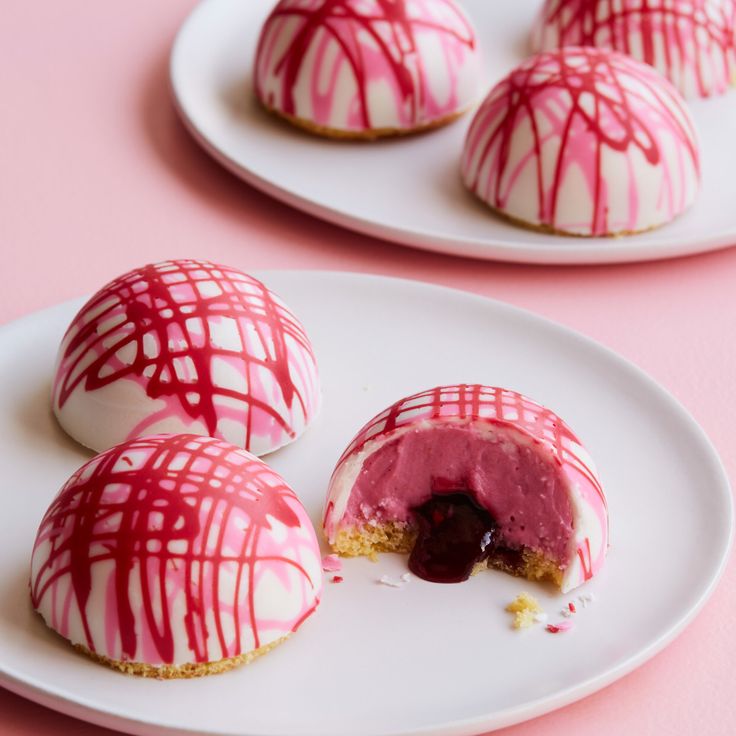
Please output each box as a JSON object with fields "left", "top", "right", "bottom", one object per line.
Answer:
{"left": 1, "top": 1, "right": 734, "bottom": 734}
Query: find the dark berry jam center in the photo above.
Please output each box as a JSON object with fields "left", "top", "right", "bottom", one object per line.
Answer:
{"left": 408, "top": 492, "right": 498, "bottom": 584}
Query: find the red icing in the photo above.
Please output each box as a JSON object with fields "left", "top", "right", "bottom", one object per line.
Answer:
{"left": 577, "top": 536, "right": 594, "bottom": 582}
{"left": 546, "top": 620, "right": 573, "bottom": 633}
{"left": 31, "top": 434, "right": 316, "bottom": 663}
{"left": 256, "top": 0, "right": 476, "bottom": 128}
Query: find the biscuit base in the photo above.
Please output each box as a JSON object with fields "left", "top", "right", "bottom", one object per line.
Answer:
{"left": 474, "top": 199, "right": 665, "bottom": 239}
{"left": 74, "top": 636, "right": 288, "bottom": 679}
{"left": 260, "top": 103, "right": 467, "bottom": 141}
{"left": 331, "top": 523, "right": 564, "bottom": 587}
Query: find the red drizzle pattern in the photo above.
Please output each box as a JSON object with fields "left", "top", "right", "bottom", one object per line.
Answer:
{"left": 462, "top": 47, "right": 699, "bottom": 235}
{"left": 533, "top": 0, "right": 736, "bottom": 98}
{"left": 255, "top": 0, "right": 476, "bottom": 129}
{"left": 53, "top": 260, "right": 319, "bottom": 453}
{"left": 31, "top": 434, "right": 321, "bottom": 665}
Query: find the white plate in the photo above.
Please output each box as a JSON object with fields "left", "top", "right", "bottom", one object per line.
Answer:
{"left": 170, "top": 0, "right": 736, "bottom": 265}
{"left": 0, "top": 271, "right": 731, "bottom": 736}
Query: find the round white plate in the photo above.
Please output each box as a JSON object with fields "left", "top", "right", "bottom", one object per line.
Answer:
{"left": 0, "top": 272, "right": 731, "bottom": 736}
{"left": 170, "top": 0, "right": 736, "bottom": 265}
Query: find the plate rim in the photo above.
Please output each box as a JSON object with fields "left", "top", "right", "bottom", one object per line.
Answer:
{"left": 168, "top": 0, "right": 736, "bottom": 266}
{"left": 0, "top": 270, "right": 732, "bottom": 736}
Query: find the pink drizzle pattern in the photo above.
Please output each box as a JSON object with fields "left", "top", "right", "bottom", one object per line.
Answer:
{"left": 324, "top": 385, "right": 608, "bottom": 590}
{"left": 53, "top": 260, "right": 320, "bottom": 455}
{"left": 31, "top": 434, "right": 322, "bottom": 666}
{"left": 532, "top": 0, "right": 736, "bottom": 98}
{"left": 461, "top": 47, "right": 700, "bottom": 236}
{"left": 254, "top": 0, "right": 480, "bottom": 133}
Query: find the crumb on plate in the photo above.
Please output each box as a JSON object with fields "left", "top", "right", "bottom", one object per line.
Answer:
{"left": 506, "top": 592, "right": 543, "bottom": 629}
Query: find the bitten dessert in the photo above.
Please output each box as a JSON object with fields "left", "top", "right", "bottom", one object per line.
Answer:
{"left": 52, "top": 259, "right": 320, "bottom": 455}
{"left": 323, "top": 385, "right": 608, "bottom": 593}
{"left": 253, "top": 0, "right": 481, "bottom": 139}
{"left": 461, "top": 47, "right": 700, "bottom": 237}
{"left": 30, "top": 434, "right": 323, "bottom": 677}
{"left": 532, "top": 0, "right": 736, "bottom": 99}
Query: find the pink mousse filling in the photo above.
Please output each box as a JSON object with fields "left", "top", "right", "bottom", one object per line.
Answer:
{"left": 344, "top": 425, "right": 574, "bottom": 563}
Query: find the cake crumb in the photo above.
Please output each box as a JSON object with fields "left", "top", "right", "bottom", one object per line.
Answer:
{"left": 331, "top": 575, "right": 343, "bottom": 584}
{"left": 546, "top": 620, "right": 574, "bottom": 634}
{"left": 515, "top": 609, "right": 539, "bottom": 628}
{"left": 506, "top": 592, "right": 543, "bottom": 629}
{"left": 378, "top": 574, "right": 407, "bottom": 588}
{"left": 578, "top": 592, "right": 596, "bottom": 608}
{"left": 400, "top": 573, "right": 411, "bottom": 583}
{"left": 321, "top": 554, "right": 342, "bottom": 573}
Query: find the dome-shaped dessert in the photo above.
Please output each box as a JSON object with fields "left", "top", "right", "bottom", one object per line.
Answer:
{"left": 532, "top": 0, "right": 736, "bottom": 98}
{"left": 461, "top": 47, "right": 700, "bottom": 237}
{"left": 324, "top": 385, "right": 608, "bottom": 593}
{"left": 31, "top": 434, "right": 323, "bottom": 677}
{"left": 52, "top": 260, "right": 320, "bottom": 455}
{"left": 254, "top": 0, "right": 481, "bottom": 139}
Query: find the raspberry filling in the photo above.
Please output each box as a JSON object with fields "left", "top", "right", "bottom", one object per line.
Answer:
{"left": 409, "top": 492, "right": 497, "bottom": 583}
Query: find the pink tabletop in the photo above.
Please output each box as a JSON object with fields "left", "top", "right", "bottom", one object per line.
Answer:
{"left": 1, "top": 2, "right": 734, "bottom": 734}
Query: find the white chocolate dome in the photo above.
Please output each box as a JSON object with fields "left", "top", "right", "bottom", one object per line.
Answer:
{"left": 532, "top": 0, "right": 736, "bottom": 98}
{"left": 52, "top": 260, "right": 321, "bottom": 454}
{"left": 461, "top": 47, "right": 701, "bottom": 237}
{"left": 30, "top": 434, "right": 323, "bottom": 675}
{"left": 254, "top": 0, "right": 481, "bottom": 138}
